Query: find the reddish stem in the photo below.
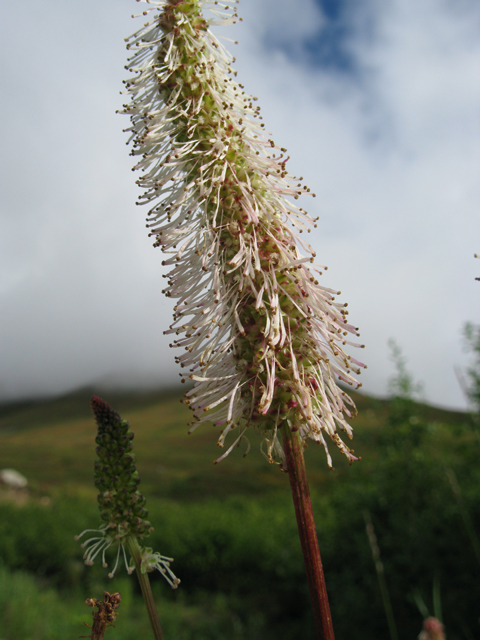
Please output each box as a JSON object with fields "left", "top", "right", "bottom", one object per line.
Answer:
{"left": 283, "top": 427, "right": 335, "bottom": 640}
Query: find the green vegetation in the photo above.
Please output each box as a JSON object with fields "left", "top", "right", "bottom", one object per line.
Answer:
{"left": 463, "top": 322, "right": 480, "bottom": 422}
{"left": 0, "top": 374, "right": 478, "bottom": 639}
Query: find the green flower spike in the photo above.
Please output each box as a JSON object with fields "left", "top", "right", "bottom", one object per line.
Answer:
{"left": 76, "top": 396, "right": 180, "bottom": 588}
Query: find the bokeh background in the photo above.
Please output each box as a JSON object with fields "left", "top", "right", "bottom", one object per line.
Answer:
{"left": 1, "top": 0, "right": 479, "bottom": 406}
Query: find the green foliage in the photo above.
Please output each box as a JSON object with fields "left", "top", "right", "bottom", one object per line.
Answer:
{"left": 386, "top": 339, "right": 425, "bottom": 439}
{"left": 387, "top": 339, "right": 423, "bottom": 400}
{"left": 327, "top": 342, "right": 480, "bottom": 639}
{"left": 463, "top": 322, "right": 480, "bottom": 416}
{"left": 0, "top": 498, "right": 94, "bottom": 589}
{"left": 0, "top": 565, "right": 77, "bottom": 640}
{"left": 0, "top": 380, "right": 478, "bottom": 638}
{"left": 0, "top": 477, "right": 478, "bottom": 639}
{"left": 0, "top": 564, "right": 247, "bottom": 640}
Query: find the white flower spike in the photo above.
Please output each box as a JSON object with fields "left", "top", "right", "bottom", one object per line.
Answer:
{"left": 122, "top": 0, "right": 366, "bottom": 468}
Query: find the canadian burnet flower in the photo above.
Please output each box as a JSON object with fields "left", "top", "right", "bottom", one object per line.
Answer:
{"left": 122, "top": 0, "right": 366, "bottom": 468}
{"left": 75, "top": 396, "right": 180, "bottom": 588}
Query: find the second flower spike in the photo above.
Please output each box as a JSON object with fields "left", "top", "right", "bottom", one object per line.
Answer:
{"left": 76, "top": 396, "right": 180, "bottom": 588}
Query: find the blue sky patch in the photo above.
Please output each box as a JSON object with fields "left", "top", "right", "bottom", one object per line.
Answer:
{"left": 263, "top": 0, "right": 356, "bottom": 74}
{"left": 316, "top": 0, "right": 343, "bottom": 21}
{"left": 306, "top": 0, "right": 355, "bottom": 73}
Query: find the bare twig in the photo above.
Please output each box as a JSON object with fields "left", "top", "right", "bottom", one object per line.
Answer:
{"left": 83, "top": 591, "right": 121, "bottom": 640}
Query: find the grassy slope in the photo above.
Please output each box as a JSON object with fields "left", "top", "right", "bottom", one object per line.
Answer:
{"left": 0, "top": 384, "right": 469, "bottom": 502}
{"left": 0, "top": 386, "right": 477, "bottom": 640}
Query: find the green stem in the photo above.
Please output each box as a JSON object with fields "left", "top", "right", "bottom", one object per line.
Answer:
{"left": 446, "top": 468, "right": 480, "bottom": 567}
{"left": 363, "top": 510, "right": 398, "bottom": 640}
{"left": 282, "top": 426, "right": 335, "bottom": 640}
{"left": 127, "top": 538, "right": 166, "bottom": 640}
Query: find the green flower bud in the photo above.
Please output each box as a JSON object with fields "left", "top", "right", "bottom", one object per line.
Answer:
{"left": 75, "top": 396, "right": 179, "bottom": 587}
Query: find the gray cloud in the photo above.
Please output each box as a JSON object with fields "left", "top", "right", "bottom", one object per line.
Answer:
{"left": 0, "top": 0, "right": 479, "bottom": 409}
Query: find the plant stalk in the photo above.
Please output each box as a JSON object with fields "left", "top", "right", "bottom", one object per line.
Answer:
{"left": 127, "top": 538, "right": 166, "bottom": 640}
{"left": 446, "top": 468, "right": 480, "bottom": 567}
{"left": 282, "top": 426, "right": 335, "bottom": 640}
{"left": 364, "top": 510, "right": 398, "bottom": 640}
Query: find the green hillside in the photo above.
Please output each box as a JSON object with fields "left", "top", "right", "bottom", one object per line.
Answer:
{"left": 0, "top": 385, "right": 478, "bottom": 640}
{"left": 0, "top": 384, "right": 469, "bottom": 500}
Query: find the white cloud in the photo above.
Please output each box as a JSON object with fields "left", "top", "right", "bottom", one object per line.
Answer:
{"left": 239, "top": 0, "right": 326, "bottom": 48}
{"left": 0, "top": 0, "right": 478, "bottom": 410}
{"left": 231, "top": 0, "right": 480, "bottom": 407}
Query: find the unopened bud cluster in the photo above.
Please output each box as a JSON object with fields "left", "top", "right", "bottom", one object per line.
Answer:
{"left": 92, "top": 396, "right": 151, "bottom": 539}
{"left": 76, "top": 397, "right": 179, "bottom": 587}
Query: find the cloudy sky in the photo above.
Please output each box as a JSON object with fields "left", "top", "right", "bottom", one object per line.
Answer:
{"left": 1, "top": 0, "right": 479, "bottom": 409}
